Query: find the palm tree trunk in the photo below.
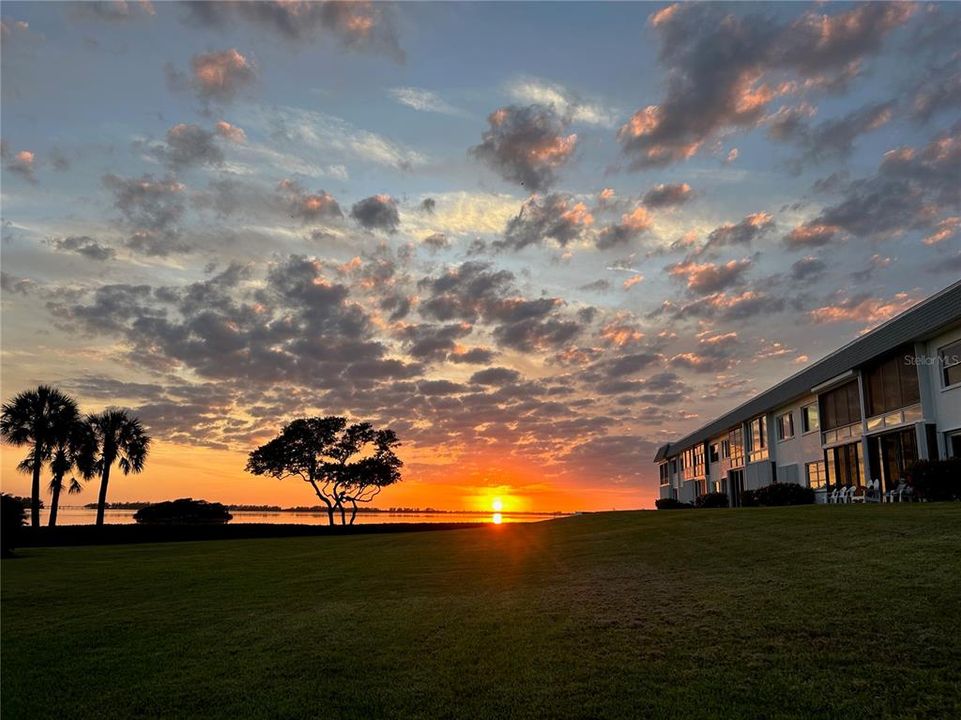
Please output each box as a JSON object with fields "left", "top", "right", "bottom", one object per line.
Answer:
{"left": 31, "top": 443, "right": 42, "bottom": 528}
{"left": 95, "top": 463, "right": 111, "bottom": 526}
{"left": 49, "top": 474, "right": 63, "bottom": 527}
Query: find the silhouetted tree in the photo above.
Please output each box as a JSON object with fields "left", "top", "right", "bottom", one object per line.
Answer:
{"left": 246, "top": 417, "right": 403, "bottom": 525}
{"left": 46, "top": 418, "right": 97, "bottom": 527}
{"left": 1, "top": 386, "right": 79, "bottom": 528}
{"left": 87, "top": 410, "right": 151, "bottom": 526}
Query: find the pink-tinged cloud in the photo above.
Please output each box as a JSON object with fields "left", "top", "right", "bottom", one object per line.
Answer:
{"left": 809, "top": 292, "right": 919, "bottom": 328}
{"left": 596, "top": 206, "right": 652, "bottom": 250}
{"left": 4, "top": 148, "right": 36, "bottom": 181}
{"left": 923, "top": 216, "right": 961, "bottom": 246}
{"left": 668, "top": 258, "right": 753, "bottom": 295}
{"left": 215, "top": 120, "right": 246, "bottom": 143}
{"left": 471, "top": 105, "right": 577, "bottom": 191}
{"left": 189, "top": 49, "right": 256, "bottom": 103}
{"left": 785, "top": 222, "right": 842, "bottom": 248}
{"left": 278, "top": 179, "right": 342, "bottom": 222}
{"left": 622, "top": 274, "right": 644, "bottom": 290}
{"left": 620, "top": 2, "right": 915, "bottom": 169}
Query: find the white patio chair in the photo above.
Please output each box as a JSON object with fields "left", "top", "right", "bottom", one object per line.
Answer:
{"left": 851, "top": 484, "right": 866, "bottom": 504}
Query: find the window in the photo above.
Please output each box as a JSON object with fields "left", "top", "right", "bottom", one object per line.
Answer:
{"left": 865, "top": 350, "right": 921, "bottom": 416}
{"left": 820, "top": 380, "right": 862, "bottom": 431}
{"left": 801, "top": 403, "right": 819, "bottom": 433}
{"left": 948, "top": 432, "right": 961, "bottom": 459}
{"left": 659, "top": 463, "right": 669, "bottom": 485}
{"left": 776, "top": 411, "right": 795, "bottom": 441}
{"left": 940, "top": 340, "right": 961, "bottom": 388}
{"left": 729, "top": 428, "right": 744, "bottom": 468}
{"left": 749, "top": 416, "right": 768, "bottom": 462}
{"left": 806, "top": 461, "right": 826, "bottom": 489}
{"left": 681, "top": 445, "right": 706, "bottom": 480}
{"left": 720, "top": 440, "right": 730, "bottom": 459}
{"left": 709, "top": 443, "right": 719, "bottom": 463}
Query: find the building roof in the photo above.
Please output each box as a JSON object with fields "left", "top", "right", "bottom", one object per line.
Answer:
{"left": 653, "top": 279, "right": 961, "bottom": 462}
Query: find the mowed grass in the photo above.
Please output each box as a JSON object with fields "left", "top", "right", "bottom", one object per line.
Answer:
{"left": 3, "top": 506, "right": 960, "bottom": 720}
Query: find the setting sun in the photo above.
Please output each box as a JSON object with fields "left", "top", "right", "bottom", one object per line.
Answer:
{"left": 491, "top": 497, "right": 504, "bottom": 512}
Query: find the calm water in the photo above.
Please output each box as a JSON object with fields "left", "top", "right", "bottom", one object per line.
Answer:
{"left": 38, "top": 507, "right": 562, "bottom": 526}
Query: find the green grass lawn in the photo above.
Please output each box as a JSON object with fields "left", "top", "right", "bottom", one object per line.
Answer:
{"left": 3, "top": 505, "right": 960, "bottom": 719}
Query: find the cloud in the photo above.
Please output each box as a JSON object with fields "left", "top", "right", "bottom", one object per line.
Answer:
{"left": 48, "top": 235, "right": 116, "bottom": 261}
{"left": 1, "top": 271, "right": 35, "bottom": 295}
{"left": 3, "top": 147, "right": 36, "bottom": 181}
{"left": 923, "top": 216, "right": 960, "bottom": 246}
{"left": 668, "top": 258, "right": 753, "bottom": 294}
{"left": 471, "top": 105, "right": 577, "bottom": 191}
{"left": 159, "top": 123, "right": 225, "bottom": 169}
{"left": 670, "top": 331, "right": 740, "bottom": 373}
{"left": 277, "top": 179, "right": 342, "bottom": 222}
{"left": 767, "top": 100, "right": 895, "bottom": 167}
{"left": 351, "top": 194, "right": 400, "bottom": 233}
{"left": 102, "top": 173, "right": 188, "bottom": 255}
{"left": 400, "top": 323, "right": 474, "bottom": 362}
{"left": 389, "top": 87, "right": 462, "bottom": 115}
{"left": 470, "top": 367, "right": 521, "bottom": 386}
{"left": 422, "top": 232, "right": 449, "bottom": 250}
{"left": 168, "top": 49, "right": 256, "bottom": 105}
{"left": 790, "top": 256, "right": 826, "bottom": 281}
{"left": 596, "top": 206, "right": 652, "bottom": 250}
{"left": 72, "top": 1, "right": 155, "bottom": 21}
{"left": 809, "top": 291, "right": 919, "bottom": 328}
{"left": 185, "top": 1, "right": 404, "bottom": 61}
{"left": 417, "top": 261, "right": 586, "bottom": 353}
{"left": 244, "top": 105, "right": 426, "bottom": 171}
{"left": 619, "top": 2, "right": 914, "bottom": 168}
{"left": 701, "top": 212, "right": 774, "bottom": 253}
{"left": 215, "top": 120, "right": 246, "bottom": 143}
{"left": 506, "top": 76, "right": 616, "bottom": 127}
{"left": 911, "top": 59, "right": 961, "bottom": 123}
{"left": 641, "top": 182, "right": 693, "bottom": 208}
{"left": 786, "top": 122, "right": 961, "bottom": 244}
{"left": 498, "top": 193, "right": 593, "bottom": 251}
{"left": 419, "top": 197, "right": 436, "bottom": 213}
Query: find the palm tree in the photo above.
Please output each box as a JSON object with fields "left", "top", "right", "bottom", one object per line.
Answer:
{"left": 87, "top": 410, "right": 151, "bottom": 526}
{"left": 1, "top": 386, "right": 79, "bottom": 528}
{"left": 46, "top": 419, "right": 97, "bottom": 527}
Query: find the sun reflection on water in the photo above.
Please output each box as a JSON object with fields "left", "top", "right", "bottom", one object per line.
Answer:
{"left": 491, "top": 512, "right": 503, "bottom": 524}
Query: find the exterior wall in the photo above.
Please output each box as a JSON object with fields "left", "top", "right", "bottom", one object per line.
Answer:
{"left": 925, "top": 326, "right": 961, "bottom": 442}
{"left": 708, "top": 434, "right": 730, "bottom": 493}
{"left": 772, "top": 396, "right": 824, "bottom": 486}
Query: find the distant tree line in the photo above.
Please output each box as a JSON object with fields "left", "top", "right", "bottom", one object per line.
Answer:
{"left": 1, "top": 385, "right": 151, "bottom": 528}
{"left": 246, "top": 416, "right": 403, "bottom": 526}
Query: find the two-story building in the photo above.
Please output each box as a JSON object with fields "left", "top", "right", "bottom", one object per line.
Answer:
{"left": 654, "top": 280, "right": 961, "bottom": 504}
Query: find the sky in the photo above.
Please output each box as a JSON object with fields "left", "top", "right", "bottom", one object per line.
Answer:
{"left": 1, "top": 1, "right": 959, "bottom": 512}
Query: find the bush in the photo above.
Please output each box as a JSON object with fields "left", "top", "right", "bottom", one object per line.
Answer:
{"left": 741, "top": 483, "right": 815, "bottom": 507}
{"left": 907, "top": 458, "right": 961, "bottom": 501}
{"left": 655, "top": 498, "right": 693, "bottom": 510}
{"left": 695, "top": 492, "right": 729, "bottom": 508}
{"left": 1, "top": 494, "right": 28, "bottom": 557}
{"left": 134, "top": 498, "right": 233, "bottom": 525}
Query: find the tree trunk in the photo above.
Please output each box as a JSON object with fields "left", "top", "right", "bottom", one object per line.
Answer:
{"left": 307, "top": 477, "right": 336, "bottom": 526}
{"left": 49, "top": 474, "right": 63, "bottom": 527}
{"left": 349, "top": 499, "right": 358, "bottom": 525}
{"left": 338, "top": 502, "right": 347, "bottom": 525}
{"left": 31, "top": 443, "right": 42, "bottom": 528}
{"left": 95, "top": 463, "right": 111, "bottom": 527}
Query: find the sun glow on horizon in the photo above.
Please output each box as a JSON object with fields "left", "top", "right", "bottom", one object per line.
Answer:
{"left": 491, "top": 497, "right": 504, "bottom": 512}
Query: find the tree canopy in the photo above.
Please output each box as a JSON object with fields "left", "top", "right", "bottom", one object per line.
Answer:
{"left": 246, "top": 416, "right": 402, "bottom": 525}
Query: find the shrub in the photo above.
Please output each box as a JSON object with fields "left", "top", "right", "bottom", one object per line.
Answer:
{"left": 655, "top": 498, "right": 693, "bottom": 510}
{"left": 1, "top": 494, "right": 28, "bottom": 557}
{"left": 907, "top": 458, "right": 961, "bottom": 501}
{"left": 134, "top": 498, "right": 233, "bottom": 525}
{"left": 695, "top": 492, "right": 729, "bottom": 508}
{"left": 742, "top": 483, "right": 815, "bottom": 507}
